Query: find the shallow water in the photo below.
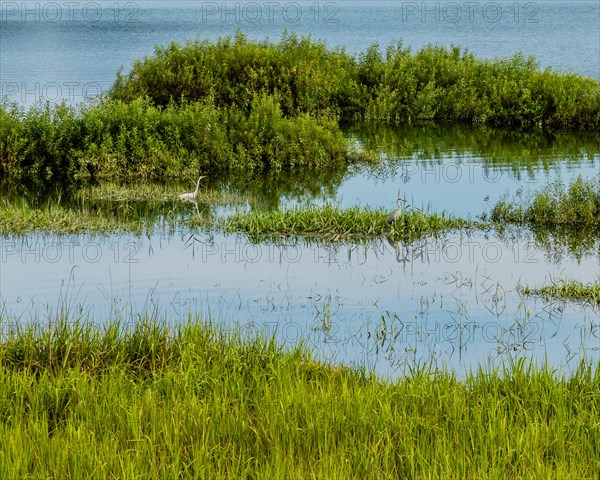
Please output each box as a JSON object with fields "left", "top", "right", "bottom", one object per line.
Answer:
{"left": 1, "top": 124, "right": 600, "bottom": 377}
{"left": 323, "top": 126, "right": 600, "bottom": 218}
{"left": 1, "top": 1, "right": 599, "bottom": 377}
{"left": 1, "top": 226, "right": 598, "bottom": 377}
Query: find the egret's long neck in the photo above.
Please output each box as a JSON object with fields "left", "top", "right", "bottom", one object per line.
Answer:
{"left": 194, "top": 176, "right": 202, "bottom": 194}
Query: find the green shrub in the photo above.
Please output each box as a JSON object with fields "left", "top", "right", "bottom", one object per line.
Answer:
{"left": 490, "top": 176, "right": 600, "bottom": 228}
{"left": 110, "top": 34, "right": 600, "bottom": 130}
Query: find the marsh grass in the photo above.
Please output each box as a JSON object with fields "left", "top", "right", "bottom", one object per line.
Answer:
{"left": 521, "top": 279, "right": 600, "bottom": 306}
{"left": 0, "top": 199, "right": 148, "bottom": 235}
{"left": 77, "top": 182, "right": 257, "bottom": 207}
{"left": 0, "top": 317, "right": 598, "bottom": 478}
{"left": 223, "top": 205, "right": 469, "bottom": 242}
{"left": 0, "top": 194, "right": 204, "bottom": 236}
{"left": 0, "top": 180, "right": 261, "bottom": 235}
{"left": 490, "top": 176, "right": 600, "bottom": 229}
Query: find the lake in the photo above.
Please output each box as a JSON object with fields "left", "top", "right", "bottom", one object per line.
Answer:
{"left": 1, "top": 1, "right": 599, "bottom": 106}
{"left": 0, "top": 0, "right": 598, "bottom": 377}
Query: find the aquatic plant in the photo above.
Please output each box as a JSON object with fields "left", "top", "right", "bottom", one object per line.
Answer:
{"left": 521, "top": 278, "right": 600, "bottom": 306}
{"left": 490, "top": 176, "right": 600, "bottom": 229}
{"left": 0, "top": 317, "right": 597, "bottom": 478}
{"left": 0, "top": 194, "right": 196, "bottom": 235}
{"left": 222, "top": 205, "right": 468, "bottom": 242}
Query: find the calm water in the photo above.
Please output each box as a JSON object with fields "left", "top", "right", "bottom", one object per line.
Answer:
{"left": 1, "top": 1, "right": 599, "bottom": 106}
{"left": 1, "top": 229, "right": 598, "bottom": 377}
{"left": 1, "top": 0, "right": 599, "bottom": 376}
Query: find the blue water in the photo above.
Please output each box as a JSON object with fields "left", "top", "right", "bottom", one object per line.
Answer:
{"left": 1, "top": 1, "right": 599, "bottom": 106}
{"left": 1, "top": 230, "right": 598, "bottom": 377}
{"left": 0, "top": 1, "right": 599, "bottom": 377}
{"left": 327, "top": 141, "right": 600, "bottom": 219}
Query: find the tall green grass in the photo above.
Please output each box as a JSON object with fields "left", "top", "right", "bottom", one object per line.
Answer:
{"left": 223, "top": 205, "right": 469, "bottom": 242}
{"left": 521, "top": 279, "right": 600, "bottom": 306}
{"left": 0, "top": 318, "right": 597, "bottom": 478}
{"left": 490, "top": 176, "right": 600, "bottom": 229}
{"left": 111, "top": 32, "right": 600, "bottom": 130}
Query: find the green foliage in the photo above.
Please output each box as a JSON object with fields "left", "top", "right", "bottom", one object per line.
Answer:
{"left": 111, "top": 34, "right": 600, "bottom": 130}
{"left": 2, "top": 34, "right": 599, "bottom": 189}
{"left": 521, "top": 279, "right": 600, "bottom": 306}
{"left": 0, "top": 97, "right": 350, "bottom": 188}
{"left": 490, "top": 176, "right": 600, "bottom": 229}
{"left": 111, "top": 31, "right": 355, "bottom": 118}
{"left": 223, "top": 205, "right": 468, "bottom": 242}
{"left": 0, "top": 318, "right": 598, "bottom": 478}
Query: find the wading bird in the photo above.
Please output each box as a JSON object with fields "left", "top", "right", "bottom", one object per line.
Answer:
{"left": 179, "top": 175, "right": 205, "bottom": 201}
{"left": 387, "top": 198, "right": 407, "bottom": 224}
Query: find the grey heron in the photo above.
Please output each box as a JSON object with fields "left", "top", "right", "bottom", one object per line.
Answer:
{"left": 386, "top": 198, "right": 407, "bottom": 224}
{"left": 386, "top": 236, "right": 410, "bottom": 263}
{"left": 179, "top": 175, "right": 206, "bottom": 201}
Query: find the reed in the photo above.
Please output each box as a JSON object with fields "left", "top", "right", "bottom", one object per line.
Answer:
{"left": 521, "top": 279, "right": 600, "bottom": 306}
{"left": 0, "top": 317, "right": 597, "bottom": 478}
{"left": 490, "top": 176, "right": 600, "bottom": 229}
{"left": 223, "top": 205, "right": 469, "bottom": 242}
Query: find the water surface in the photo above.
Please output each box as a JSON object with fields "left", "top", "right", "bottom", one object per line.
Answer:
{"left": 1, "top": 1, "right": 598, "bottom": 107}
{"left": 1, "top": 228, "right": 598, "bottom": 377}
{"left": 1, "top": 1, "right": 599, "bottom": 377}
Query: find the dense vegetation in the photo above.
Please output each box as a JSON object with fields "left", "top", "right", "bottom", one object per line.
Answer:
{"left": 0, "top": 318, "right": 597, "bottom": 478}
{"left": 2, "top": 34, "right": 600, "bottom": 190}
{"left": 1, "top": 32, "right": 599, "bottom": 479}
{"left": 490, "top": 176, "right": 600, "bottom": 229}
{"left": 223, "top": 205, "right": 468, "bottom": 242}
{"left": 111, "top": 32, "right": 600, "bottom": 129}
{"left": 0, "top": 96, "right": 349, "bottom": 189}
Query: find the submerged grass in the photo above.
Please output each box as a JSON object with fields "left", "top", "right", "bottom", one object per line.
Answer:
{"left": 0, "top": 199, "right": 149, "bottom": 235}
{"left": 521, "top": 279, "right": 600, "bottom": 306}
{"left": 490, "top": 176, "right": 600, "bottom": 229}
{"left": 77, "top": 181, "right": 256, "bottom": 207}
{"left": 0, "top": 318, "right": 598, "bottom": 478}
{"left": 0, "top": 181, "right": 257, "bottom": 235}
{"left": 1, "top": 190, "right": 469, "bottom": 240}
{"left": 223, "top": 205, "right": 469, "bottom": 242}
{"left": 0, "top": 194, "right": 211, "bottom": 236}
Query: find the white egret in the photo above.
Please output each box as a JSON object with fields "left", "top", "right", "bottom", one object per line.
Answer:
{"left": 179, "top": 175, "right": 205, "bottom": 201}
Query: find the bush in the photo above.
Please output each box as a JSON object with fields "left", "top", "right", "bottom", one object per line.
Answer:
{"left": 110, "top": 34, "right": 600, "bottom": 130}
